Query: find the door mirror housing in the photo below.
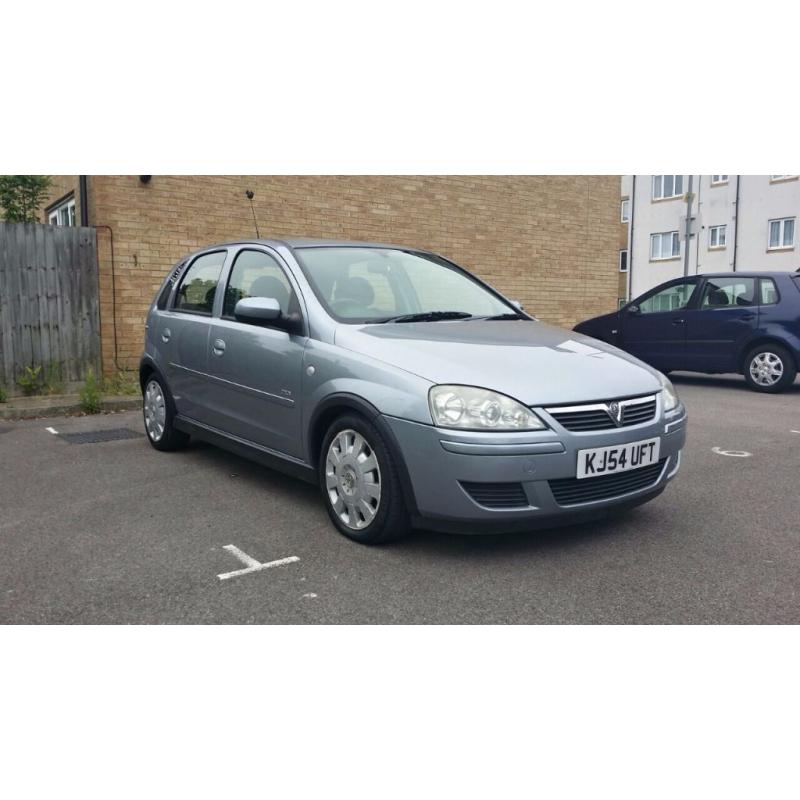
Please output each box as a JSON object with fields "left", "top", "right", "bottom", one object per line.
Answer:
{"left": 234, "top": 296, "right": 281, "bottom": 322}
{"left": 234, "top": 297, "right": 303, "bottom": 334}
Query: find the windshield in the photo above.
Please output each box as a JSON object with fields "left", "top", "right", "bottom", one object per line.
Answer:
{"left": 294, "top": 247, "right": 516, "bottom": 323}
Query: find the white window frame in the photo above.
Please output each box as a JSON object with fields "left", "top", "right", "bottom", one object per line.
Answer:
{"left": 710, "top": 175, "right": 728, "bottom": 185}
{"left": 770, "top": 175, "right": 798, "bottom": 183}
{"left": 48, "top": 197, "right": 76, "bottom": 227}
{"left": 652, "top": 175, "right": 684, "bottom": 201}
{"left": 620, "top": 199, "right": 630, "bottom": 222}
{"left": 650, "top": 231, "right": 680, "bottom": 261}
{"left": 708, "top": 225, "right": 727, "bottom": 249}
{"left": 767, "top": 217, "right": 795, "bottom": 250}
{"left": 619, "top": 249, "right": 628, "bottom": 272}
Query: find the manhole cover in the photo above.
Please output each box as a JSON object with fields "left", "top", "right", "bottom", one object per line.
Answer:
{"left": 59, "top": 428, "right": 144, "bottom": 444}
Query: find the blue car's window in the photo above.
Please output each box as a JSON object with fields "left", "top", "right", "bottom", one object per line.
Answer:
{"left": 295, "top": 247, "right": 514, "bottom": 323}
{"left": 638, "top": 282, "right": 694, "bottom": 314}
{"left": 759, "top": 278, "right": 779, "bottom": 305}
{"left": 700, "top": 278, "right": 755, "bottom": 309}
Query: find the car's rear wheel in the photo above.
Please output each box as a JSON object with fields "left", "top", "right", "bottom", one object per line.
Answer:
{"left": 743, "top": 344, "right": 797, "bottom": 393}
{"left": 319, "top": 414, "right": 410, "bottom": 544}
{"left": 143, "top": 375, "right": 190, "bottom": 451}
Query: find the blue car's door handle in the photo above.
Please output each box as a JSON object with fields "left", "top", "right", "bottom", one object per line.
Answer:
{"left": 672, "top": 317, "right": 685, "bottom": 325}
{"left": 740, "top": 313, "right": 756, "bottom": 321}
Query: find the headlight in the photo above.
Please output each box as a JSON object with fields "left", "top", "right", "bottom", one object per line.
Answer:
{"left": 429, "top": 385, "right": 546, "bottom": 431}
{"left": 658, "top": 372, "right": 679, "bottom": 412}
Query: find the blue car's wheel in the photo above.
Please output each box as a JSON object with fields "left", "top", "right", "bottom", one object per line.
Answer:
{"left": 743, "top": 344, "right": 796, "bottom": 393}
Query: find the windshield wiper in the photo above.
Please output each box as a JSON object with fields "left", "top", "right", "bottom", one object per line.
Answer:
{"left": 379, "top": 311, "right": 474, "bottom": 324}
{"left": 482, "top": 312, "right": 524, "bottom": 321}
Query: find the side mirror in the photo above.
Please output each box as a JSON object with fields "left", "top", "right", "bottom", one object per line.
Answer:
{"left": 234, "top": 297, "right": 303, "bottom": 334}
{"left": 234, "top": 297, "right": 281, "bottom": 322}
{"left": 626, "top": 304, "right": 640, "bottom": 316}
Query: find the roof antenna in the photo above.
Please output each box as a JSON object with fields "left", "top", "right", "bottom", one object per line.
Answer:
{"left": 245, "top": 190, "right": 260, "bottom": 238}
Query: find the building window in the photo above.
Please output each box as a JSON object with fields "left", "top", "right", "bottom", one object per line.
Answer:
{"left": 709, "top": 225, "right": 727, "bottom": 249}
{"left": 621, "top": 199, "right": 630, "bottom": 222}
{"left": 619, "top": 249, "right": 628, "bottom": 272}
{"left": 770, "top": 175, "right": 798, "bottom": 182}
{"left": 652, "top": 175, "right": 684, "bottom": 201}
{"left": 768, "top": 217, "right": 795, "bottom": 250}
{"left": 711, "top": 175, "right": 728, "bottom": 185}
{"left": 650, "top": 231, "right": 680, "bottom": 260}
{"left": 48, "top": 197, "right": 76, "bottom": 227}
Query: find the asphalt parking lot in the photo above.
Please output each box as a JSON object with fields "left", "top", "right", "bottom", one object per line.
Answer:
{"left": 1, "top": 373, "right": 798, "bottom": 624}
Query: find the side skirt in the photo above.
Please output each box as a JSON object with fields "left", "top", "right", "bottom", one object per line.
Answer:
{"left": 174, "top": 415, "right": 317, "bottom": 485}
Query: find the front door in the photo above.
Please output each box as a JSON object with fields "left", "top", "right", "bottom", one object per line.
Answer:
{"left": 619, "top": 279, "right": 698, "bottom": 370}
{"left": 682, "top": 276, "right": 759, "bottom": 372}
{"left": 205, "top": 247, "right": 306, "bottom": 459}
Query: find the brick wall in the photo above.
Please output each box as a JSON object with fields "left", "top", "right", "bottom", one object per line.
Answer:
{"left": 44, "top": 175, "right": 620, "bottom": 372}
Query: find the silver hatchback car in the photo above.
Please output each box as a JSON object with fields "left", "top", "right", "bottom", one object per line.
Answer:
{"left": 140, "top": 238, "right": 686, "bottom": 543}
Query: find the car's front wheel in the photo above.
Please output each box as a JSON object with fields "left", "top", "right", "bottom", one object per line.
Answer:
{"left": 142, "top": 375, "right": 190, "bottom": 451}
{"left": 319, "top": 414, "right": 410, "bottom": 544}
{"left": 743, "top": 344, "right": 797, "bottom": 393}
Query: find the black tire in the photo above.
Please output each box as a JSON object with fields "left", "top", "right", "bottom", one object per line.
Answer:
{"left": 142, "top": 373, "right": 190, "bottom": 451}
{"left": 742, "top": 344, "right": 797, "bottom": 393}
{"left": 319, "top": 413, "right": 410, "bottom": 544}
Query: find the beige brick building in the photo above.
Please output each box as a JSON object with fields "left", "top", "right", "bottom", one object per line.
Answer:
{"left": 41, "top": 176, "right": 620, "bottom": 373}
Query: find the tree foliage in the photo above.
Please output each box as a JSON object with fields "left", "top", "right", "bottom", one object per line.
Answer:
{"left": 0, "top": 175, "right": 53, "bottom": 223}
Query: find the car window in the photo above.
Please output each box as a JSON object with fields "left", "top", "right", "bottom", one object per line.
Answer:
{"left": 759, "top": 278, "right": 779, "bottom": 305}
{"left": 700, "top": 277, "right": 756, "bottom": 309}
{"left": 174, "top": 251, "right": 226, "bottom": 314}
{"left": 638, "top": 282, "right": 694, "bottom": 314}
{"left": 223, "top": 249, "right": 298, "bottom": 318}
{"left": 295, "top": 247, "right": 513, "bottom": 323}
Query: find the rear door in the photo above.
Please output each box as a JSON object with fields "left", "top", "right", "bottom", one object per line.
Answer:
{"left": 683, "top": 276, "right": 758, "bottom": 372}
{"left": 205, "top": 246, "right": 307, "bottom": 458}
{"left": 619, "top": 278, "right": 698, "bottom": 369}
{"left": 159, "top": 250, "right": 228, "bottom": 424}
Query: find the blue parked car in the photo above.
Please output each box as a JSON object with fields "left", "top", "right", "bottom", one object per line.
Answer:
{"left": 574, "top": 272, "right": 800, "bottom": 393}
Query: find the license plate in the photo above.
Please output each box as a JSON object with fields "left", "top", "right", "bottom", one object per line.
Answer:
{"left": 576, "top": 437, "right": 660, "bottom": 479}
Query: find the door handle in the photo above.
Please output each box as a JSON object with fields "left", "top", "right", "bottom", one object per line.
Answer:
{"left": 212, "top": 338, "right": 226, "bottom": 356}
{"left": 161, "top": 328, "right": 171, "bottom": 343}
{"left": 672, "top": 318, "right": 685, "bottom": 325}
{"left": 740, "top": 313, "right": 756, "bottom": 321}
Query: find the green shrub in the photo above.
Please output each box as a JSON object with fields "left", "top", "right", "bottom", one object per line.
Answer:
{"left": 0, "top": 385, "right": 7, "bottom": 403}
{"left": 43, "top": 362, "right": 65, "bottom": 395}
{"left": 17, "top": 365, "right": 43, "bottom": 396}
{"left": 102, "top": 370, "right": 139, "bottom": 396}
{"left": 80, "top": 370, "right": 102, "bottom": 414}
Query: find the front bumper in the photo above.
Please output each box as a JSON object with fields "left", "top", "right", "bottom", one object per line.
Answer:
{"left": 384, "top": 405, "right": 687, "bottom": 533}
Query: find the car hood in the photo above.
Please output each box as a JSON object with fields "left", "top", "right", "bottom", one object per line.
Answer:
{"left": 335, "top": 320, "right": 662, "bottom": 406}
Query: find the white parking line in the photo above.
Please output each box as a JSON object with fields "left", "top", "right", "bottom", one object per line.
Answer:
{"left": 217, "top": 544, "right": 299, "bottom": 581}
{"left": 45, "top": 427, "right": 58, "bottom": 435}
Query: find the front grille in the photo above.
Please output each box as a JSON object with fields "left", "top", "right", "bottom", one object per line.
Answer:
{"left": 548, "top": 458, "right": 666, "bottom": 506}
{"left": 461, "top": 481, "right": 529, "bottom": 509}
{"left": 547, "top": 394, "right": 657, "bottom": 432}
{"left": 622, "top": 397, "right": 657, "bottom": 426}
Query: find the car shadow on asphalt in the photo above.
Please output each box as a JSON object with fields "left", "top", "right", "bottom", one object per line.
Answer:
{"left": 185, "top": 439, "right": 664, "bottom": 560}
{"left": 669, "top": 371, "right": 800, "bottom": 393}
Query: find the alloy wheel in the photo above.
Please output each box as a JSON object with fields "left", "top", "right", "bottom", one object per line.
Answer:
{"left": 143, "top": 380, "right": 167, "bottom": 442}
{"left": 325, "top": 429, "right": 382, "bottom": 530}
{"left": 749, "top": 352, "right": 784, "bottom": 387}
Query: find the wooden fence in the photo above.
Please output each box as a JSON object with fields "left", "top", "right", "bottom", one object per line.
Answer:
{"left": 0, "top": 222, "right": 100, "bottom": 394}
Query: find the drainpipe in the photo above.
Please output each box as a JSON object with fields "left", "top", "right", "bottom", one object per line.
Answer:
{"left": 79, "top": 176, "right": 89, "bottom": 226}
{"left": 93, "top": 224, "right": 122, "bottom": 372}
{"left": 628, "top": 175, "right": 636, "bottom": 301}
{"left": 683, "top": 174, "right": 694, "bottom": 278}
{"left": 732, "top": 175, "right": 741, "bottom": 272}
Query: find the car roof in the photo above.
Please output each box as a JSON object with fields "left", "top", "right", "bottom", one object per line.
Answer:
{"left": 695, "top": 271, "right": 797, "bottom": 278}
{"left": 211, "top": 237, "right": 429, "bottom": 252}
